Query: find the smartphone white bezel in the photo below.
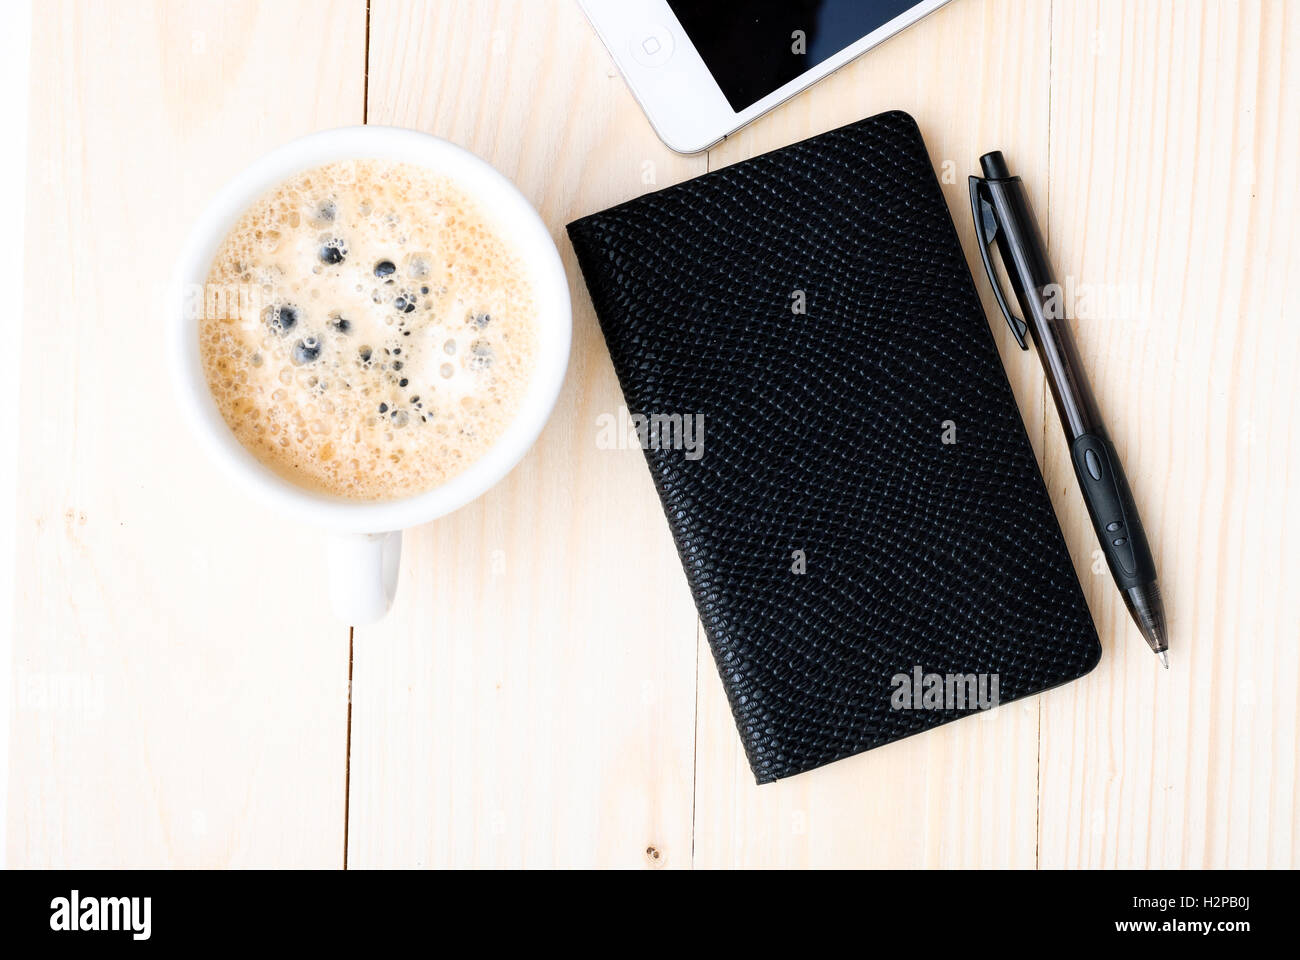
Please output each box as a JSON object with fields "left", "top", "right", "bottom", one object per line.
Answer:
{"left": 577, "top": 0, "right": 953, "bottom": 154}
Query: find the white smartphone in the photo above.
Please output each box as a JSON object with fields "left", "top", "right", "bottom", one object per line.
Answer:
{"left": 578, "top": 0, "right": 954, "bottom": 154}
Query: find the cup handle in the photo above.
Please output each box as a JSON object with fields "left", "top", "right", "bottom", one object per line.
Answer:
{"left": 327, "top": 531, "right": 402, "bottom": 625}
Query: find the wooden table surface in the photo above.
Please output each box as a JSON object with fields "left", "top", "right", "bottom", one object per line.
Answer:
{"left": 6, "top": 0, "right": 1298, "bottom": 868}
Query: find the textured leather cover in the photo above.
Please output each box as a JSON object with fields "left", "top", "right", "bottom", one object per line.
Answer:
{"left": 567, "top": 111, "right": 1101, "bottom": 783}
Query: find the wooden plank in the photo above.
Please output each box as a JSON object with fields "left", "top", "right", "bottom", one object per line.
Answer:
{"left": 6, "top": 0, "right": 365, "bottom": 867}
{"left": 1038, "top": 0, "right": 1300, "bottom": 868}
{"left": 691, "top": 0, "right": 1053, "bottom": 868}
{"left": 0, "top": 0, "right": 33, "bottom": 869}
{"left": 346, "top": 0, "right": 706, "bottom": 868}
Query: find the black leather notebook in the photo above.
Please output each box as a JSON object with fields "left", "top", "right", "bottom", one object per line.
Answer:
{"left": 567, "top": 111, "right": 1101, "bottom": 783}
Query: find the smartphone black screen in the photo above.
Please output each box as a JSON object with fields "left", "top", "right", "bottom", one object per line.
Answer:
{"left": 667, "top": 0, "right": 925, "bottom": 112}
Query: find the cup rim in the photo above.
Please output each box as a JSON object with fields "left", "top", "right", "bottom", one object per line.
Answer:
{"left": 169, "top": 126, "right": 571, "bottom": 534}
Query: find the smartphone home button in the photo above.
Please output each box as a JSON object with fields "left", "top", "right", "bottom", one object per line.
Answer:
{"left": 630, "top": 25, "right": 674, "bottom": 67}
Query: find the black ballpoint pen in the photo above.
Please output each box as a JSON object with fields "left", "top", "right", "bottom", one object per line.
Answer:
{"left": 969, "top": 151, "right": 1169, "bottom": 668}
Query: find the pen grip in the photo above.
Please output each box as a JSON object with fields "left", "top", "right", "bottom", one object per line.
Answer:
{"left": 1069, "top": 435, "right": 1158, "bottom": 590}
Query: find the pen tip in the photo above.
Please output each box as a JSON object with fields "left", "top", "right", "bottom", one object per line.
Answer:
{"left": 1159, "top": 650, "right": 1169, "bottom": 670}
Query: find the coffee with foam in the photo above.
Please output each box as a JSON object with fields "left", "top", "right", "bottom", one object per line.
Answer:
{"left": 200, "top": 159, "right": 538, "bottom": 500}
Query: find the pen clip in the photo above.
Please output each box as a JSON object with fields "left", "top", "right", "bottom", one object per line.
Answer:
{"left": 969, "top": 176, "right": 1029, "bottom": 350}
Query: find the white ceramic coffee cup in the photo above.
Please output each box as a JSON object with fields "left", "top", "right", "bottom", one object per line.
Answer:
{"left": 170, "top": 126, "right": 571, "bottom": 624}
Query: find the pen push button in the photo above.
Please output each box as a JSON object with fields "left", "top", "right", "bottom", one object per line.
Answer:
{"left": 1084, "top": 448, "right": 1104, "bottom": 481}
